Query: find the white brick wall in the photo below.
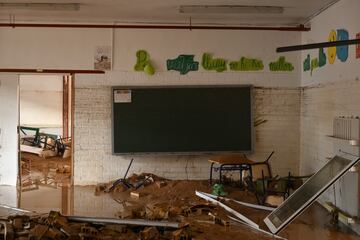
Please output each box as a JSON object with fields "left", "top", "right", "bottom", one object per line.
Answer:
{"left": 300, "top": 79, "right": 360, "bottom": 175}
{"left": 74, "top": 80, "right": 300, "bottom": 185}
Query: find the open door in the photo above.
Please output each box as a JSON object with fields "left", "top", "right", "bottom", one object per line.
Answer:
{"left": 18, "top": 74, "right": 73, "bottom": 214}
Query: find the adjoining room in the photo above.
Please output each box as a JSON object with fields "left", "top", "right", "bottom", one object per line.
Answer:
{"left": 19, "top": 74, "right": 73, "bottom": 213}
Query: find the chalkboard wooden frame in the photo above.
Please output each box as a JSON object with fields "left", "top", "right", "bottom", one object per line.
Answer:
{"left": 111, "top": 85, "right": 254, "bottom": 155}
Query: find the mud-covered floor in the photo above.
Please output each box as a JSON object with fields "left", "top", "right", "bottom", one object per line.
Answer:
{"left": 0, "top": 153, "right": 357, "bottom": 239}
{"left": 20, "top": 152, "right": 71, "bottom": 190}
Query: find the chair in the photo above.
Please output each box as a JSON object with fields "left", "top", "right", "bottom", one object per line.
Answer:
{"left": 208, "top": 154, "right": 254, "bottom": 186}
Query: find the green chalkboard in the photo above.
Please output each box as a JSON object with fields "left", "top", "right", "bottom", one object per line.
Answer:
{"left": 112, "top": 86, "right": 253, "bottom": 154}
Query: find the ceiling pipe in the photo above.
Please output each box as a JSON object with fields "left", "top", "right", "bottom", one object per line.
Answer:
{"left": 0, "top": 68, "right": 105, "bottom": 74}
{"left": 0, "top": 22, "right": 310, "bottom": 31}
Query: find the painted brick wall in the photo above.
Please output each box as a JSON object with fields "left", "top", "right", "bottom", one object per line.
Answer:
{"left": 74, "top": 80, "right": 300, "bottom": 185}
{"left": 300, "top": 79, "right": 360, "bottom": 175}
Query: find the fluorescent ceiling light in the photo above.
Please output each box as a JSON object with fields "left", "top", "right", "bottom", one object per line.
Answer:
{"left": 0, "top": 3, "right": 80, "bottom": 11}
{"left": 179, "top": 5, "right": 284, "bottom": 14}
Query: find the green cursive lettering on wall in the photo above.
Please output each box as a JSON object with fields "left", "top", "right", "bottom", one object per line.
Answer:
{"left": 134, "top": 50, "right": 155, "bottom": 75}
{"left": 303, "top": 54, "right": 310, "bottom": 72}
{"left": 269, "top": 56, "right": 294, "bottom": 72}
{"left": 167, "top": 55, "right": 199, "bottom": 75}
{"left": 311, "top": 58, "right": 319, "bottom": 75}
{"left": 201, "top": 53, "right": 227, "bottom": 72}
{"left": 318, "top": 48, "right": 326, "bottom": 68}
{"left": 229, "top": 57, "right": 264, "bottom": 71}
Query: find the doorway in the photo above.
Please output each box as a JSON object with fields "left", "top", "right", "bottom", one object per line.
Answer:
{"left": 18, "top": 74, "right": 73, "bottom": 213}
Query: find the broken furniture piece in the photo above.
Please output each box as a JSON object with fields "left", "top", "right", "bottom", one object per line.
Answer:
{"left": 264, "top": 153, "right": 360, "bottom": 234}
{"left": 20, "top": 126, "right": 41, "bottom": 146}
{"left": 208, "top": 154, "right": 254, "bottom": 186}
{"left": 247, "top": 171, "right": 294, "bottom": 206}
{"left": 209, "top": 151, "right": 274, "bottom": 187}
{"left": 106, "top": 158, "right": 134, "bottom": 192}
{"left": 195, "top": 191, "right": 285, "bottom": 239}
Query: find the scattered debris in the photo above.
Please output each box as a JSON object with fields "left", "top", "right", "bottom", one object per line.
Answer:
{"left": 130, "top": 191, "right": 145, "bottom": 199}
{"left": 195, "top": 191, "right": 259, "bottom": 229}
{"left": 155, "top": 181, "right": 167, "bottom": 188}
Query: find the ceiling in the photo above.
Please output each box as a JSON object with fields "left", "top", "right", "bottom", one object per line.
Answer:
{"left": 0, "top": 0, "right": 339, "bottom": 26}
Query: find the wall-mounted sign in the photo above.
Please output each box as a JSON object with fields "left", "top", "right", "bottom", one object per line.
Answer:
{"left": 134, "top": 50, "right": 155, "bottom": 76}
{"left": 201, "top": 53, "right": 227, "bottom": 72}
{"left": 356, "top": 33, "right": 360, "bottom": 59}
{"left": 229, "top": 57, "right": 264, "bottom": 71}
{"left": 167, "top": 55, "right": 199, "bottom": 75}
{"left": 94, "top": 46, "right": 112, "bottom": 70}
{"left": 269, "top": 56, "right": 294, "bottom": 72}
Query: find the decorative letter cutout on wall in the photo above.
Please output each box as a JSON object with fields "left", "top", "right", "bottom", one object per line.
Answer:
{"left": 229, "top": 57, "right": 264, "bottom": 71}
{"left": 319, "top": 48, "right": 326, "bottom": 67}
{"left": 336, "top": 29, "right": 349, "bottom": 62}
{"left": 167, "top": 55, "right": 199, "bottom": 75}
{"left": 134, "top": 50, "right": 155, "bottom": 75}
{"left": 303, "top": 54, "right": 310, "bottom": 72}
{"left": 201, "top": 53, "right": 227, "bottom": 72}
{"left": 327, "top": 30, "right": 337, "bottom": 64}
{"left": 311, "top": 58, "right": 319, "bottom": 75}
{"left": 269, "top": 56, "right": 294, "bottom": 72}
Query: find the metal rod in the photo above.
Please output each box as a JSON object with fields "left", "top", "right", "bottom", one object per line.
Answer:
{"left": 277, "top": 38, "right": 360, "bottom": 53}
{"left": 0, "top": 23, "right": 310, "bottom": 31}
{"left": 66, "top": 216, "right": 180, "bottom": 228}
{"left": 199, "top": 191, "right": 275, "bottom": 211}
{"left": 124, "top": 158, "right": 134, "bottom": 179}
{"left": 228, "top": 216, "right": 287, "bottom": 240}
{"left": 0, "top": 204, "right": 33, "bottom": 213}
{"left": 195, "top": 191, "right": 259, "bottom": 229}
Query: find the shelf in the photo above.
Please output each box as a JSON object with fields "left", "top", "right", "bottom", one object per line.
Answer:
{"left": 326, "top": 135, "right": 359, "bottom": 146}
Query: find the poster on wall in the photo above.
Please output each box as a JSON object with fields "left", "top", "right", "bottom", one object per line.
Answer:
{"left": 94, "top": 46, "right": 112, "bottom": 70}
{"left": 114, "top": 90, "right": 132, "bottom": 103}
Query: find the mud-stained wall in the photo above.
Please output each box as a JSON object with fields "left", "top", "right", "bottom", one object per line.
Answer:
{"left": 74, "top": 84, "right": 300, "bottom": 185}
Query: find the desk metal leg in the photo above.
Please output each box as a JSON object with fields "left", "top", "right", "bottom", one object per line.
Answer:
{"left": 240, "top": 168, "right": 243, "bottom": 187}
{"left": 219, "top": 165, "right": 223, "bottom": 184}
{"left": 209, "top": 162, "right": 214, "bottom": 185}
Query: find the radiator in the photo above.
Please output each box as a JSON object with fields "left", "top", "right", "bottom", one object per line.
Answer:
{"left": 331, "top": 117, "right": 360, "bottom": 218}
{"left": 333, "top": 117, "right": 360, "bottom": 141}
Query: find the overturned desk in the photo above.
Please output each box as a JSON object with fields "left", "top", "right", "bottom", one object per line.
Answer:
{"left": 209, "top": 154, "right": 254, "bottom": 186}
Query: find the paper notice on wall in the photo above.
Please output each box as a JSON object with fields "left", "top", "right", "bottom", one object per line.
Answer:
{"left": 94, "top": 46, "right": 112, "bottom": 70}
{"left": 114, "top": 90, "right": 131, "bottom": 103}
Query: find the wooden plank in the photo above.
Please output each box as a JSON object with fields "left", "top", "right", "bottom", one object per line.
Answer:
{"left": 20, "top": 145, "right": 43, "bottom": 155}
{"left": 208, "top": 154, "right": 254, "bottom": 165}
